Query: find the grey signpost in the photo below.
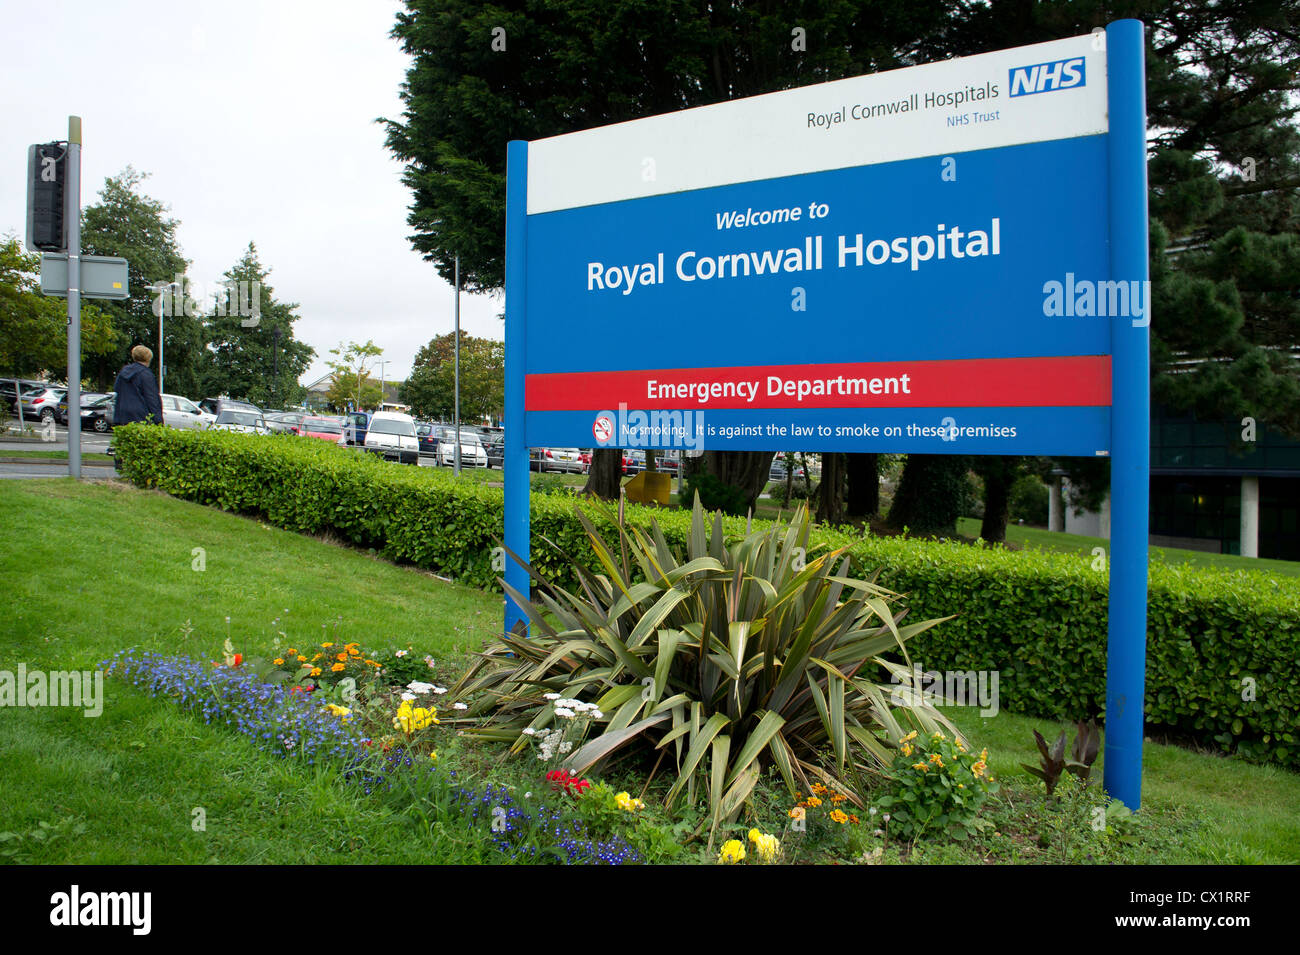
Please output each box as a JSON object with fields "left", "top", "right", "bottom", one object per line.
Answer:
{"left": 31, "top": 117, "right": 131, "bottom": 479}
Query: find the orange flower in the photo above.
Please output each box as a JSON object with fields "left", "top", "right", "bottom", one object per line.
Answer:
{"left": 336, "top": 652, "right": 348, "bottom": 662}
{"left": 805, "top": 795, "right": 822, "bottom": 807}
{"left": 829, "top": 809, "right": 849, "bottom": 824}
{"left": 331, "top": 662, "right": 345, "bottom": 673}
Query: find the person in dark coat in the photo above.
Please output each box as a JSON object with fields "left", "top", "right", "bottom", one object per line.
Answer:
{"left": 113, "top": 344, "right": 165, "bottom": 427}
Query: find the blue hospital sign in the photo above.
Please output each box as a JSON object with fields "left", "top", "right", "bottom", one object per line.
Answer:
{"left": 504, "top": 22, "right": 1151, "bottom": 812}
{"left": 516, "top": 32, "right": 1121, "bottom": 457}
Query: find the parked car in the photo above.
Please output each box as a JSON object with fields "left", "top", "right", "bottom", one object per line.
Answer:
{"left": 162, "top": 394, "right": 215, "bottom": 430}
{"left": 55, "top": 392, "right": 109, "bottom": 425}
{"left": 622, "top": 450, "right": 646, "bottom": 475}
{"left": 1, "top": 379, "right": 48, "bottom": 409}
{"left": 531, "top": 447, "right": 583, "bottom": 473}
{"left": 363, "top": 411, "right": 419, "bottom": 464}
{"left": 80, "top": 394, "right": 116, "bottom": 433}
{"left": 265, "top": 411, "right": 308, "bottom": 434}
{"left": 21, "top": 386, "right": 68, "bottom": 424}
{"left": 299, "top": 415, "right": 347, "bottom": 442}
{"left": 426, "top": 426, "right": 487, "bottom": 467}
{"left": 657, "top": 449, "right": 681, "bottom": 474}
{"left": 210, "top": 409, "right": 270, "bottom": 435}
{"left": 199, "top": 396, "right": 263, "bottom": 420}
{"left": 345, "top": 411, "right": 371, "bottom": 446}
{"left": 769, "top": 458, "right": 807, "bottom": 482}
{"left": 482, "top": 432, "right": 505, "bottom": 468}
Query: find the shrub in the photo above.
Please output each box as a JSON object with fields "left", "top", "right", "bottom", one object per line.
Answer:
{"left": 873, "top": 729, "right": 998, "bottom": 841}
{"left": 112, "top": 425, "right": 1300, "bottom": 768}
{"left": 1009, "top": 475, "right": 1050, "bottom": 526}
{"left": 448, "top": 500, "right": 959, "bottom": 840}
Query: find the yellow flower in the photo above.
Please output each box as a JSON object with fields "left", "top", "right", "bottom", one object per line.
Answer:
{"left": 615, "top": 791, "right": 645, "bottom": 812}
{"left": 273, "top": 658, "right": 284, "bottom": 666}
{"left": 325, "top": 704, "right": 351, "bottom": 718}
{"left": 900, "top": 730, "right": 918, "bottom": 743}
{"left": 829, "top": 809, "right": 849, "bottom": 824}
{"left": 331, "top": 663, "right": 345, "bottom": 673}
{"left": 912, "top": 762, "right": 929, "bottom": 772}
{"left": 321, "top": 642, "right": 334, "bottom": 649}
{"left": 286, "top": 648, "right": 297, "bottom": 655}
{"left": 805, "top": 795, "right": 822, "bottom": 807}
{"left": 429, "top": 751, "right": 438, "bottom": 762}
{"left": 312, "top": 653, "right": 323, "bottom": 662}
{"left": 718, "top": 839, "right": 746, "bottom": 865}
{"left": 336, "top": 652, "right": 348, "bottom": 662}
{"left": 310, "top": 667, "right": 322, "bottom": 677}
{"left": 830, "top": 793, "right": 847, "bottom": 804}
{"left": 788, "top": 806, "right": 806, "bottom": 821}
{"left": 929, "top": 753, "right": 944, "bottom": 767}
{"left": 972, "top": 760, "right": 987, "bottom": 778}
{"left": 393, "top": 699, "right": 438, "bottom": 733}
{"left": 900, "top": 743, "right": 914, "bottom": 757}
{"left": 810, "top": 783, "right": 829, "bottom": 795}
{"left": 748, "top": 830, "right": 780, "bottom": 862}
{"left": 932, "top": 731, "right": 946, "bottom": 740}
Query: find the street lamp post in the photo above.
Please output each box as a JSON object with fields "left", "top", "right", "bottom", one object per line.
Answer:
{"left": 146, "top": 280, "right": 181, "bottom": 395}
{"left": 376, "top": 359, "right": 391, "bottom": 411}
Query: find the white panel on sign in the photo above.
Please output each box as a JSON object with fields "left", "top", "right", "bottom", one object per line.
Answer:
{"left": 528, "top": 34, "right": 1106, "bottom": 215}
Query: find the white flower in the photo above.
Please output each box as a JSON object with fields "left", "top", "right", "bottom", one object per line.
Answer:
{"left": 554, "top": 707, "right": 575, "bottom": 719}
{"left": 869, "top": 807, "right": 878, "bottom": 815}
{"left": 401, "top": 691, "right": 416, "bottom": 702}
{"left": 453, "top": 702, "right": 468, "bottom": 711}
{"left": 406, "top": 681, "right": 435, "bottom": 694}
{"left": 590, "top": 710, "right": 604, "bottom": 720}
{"left": 521, "top": 727, "right": 537, "bottom": 736}
{"left": 432, "top": 685, "right": 447, "bottom": 695}
{"left": 395, "top": 649, "right": 408, "bottom": 658}
{"left": 543, "top": 692, "right": 561, "bottom": 701}
{"left": 558, "top": 741, "right": 573, "bottom": 754}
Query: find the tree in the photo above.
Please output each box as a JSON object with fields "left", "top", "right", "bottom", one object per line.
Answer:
{"left": 401, "top": 330, "right": 503, "bottom": 421}
{"left": 199, "top": 243, "right": 314, "bottom": 407}
{"left": 887, "top": 455, "right": 971, "bottom": 536}
{"left": 326, "top": 340, "right": 385, "bottom": 411}
{"left": 0, "top": 236, "right": 115, "bottom": 381}
{"left": 895, "top": 1, "right": 1300, "bottom": 533}
{"left": 80, "top": 168, "right": 204, "bottom": 394}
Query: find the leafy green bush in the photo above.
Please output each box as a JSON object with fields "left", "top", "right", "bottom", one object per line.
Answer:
{"left": 113, "top": 424, "right": 1300, "bottom": 768}
{"left": 873, "top": 729, "right": 998, "bottom": 841}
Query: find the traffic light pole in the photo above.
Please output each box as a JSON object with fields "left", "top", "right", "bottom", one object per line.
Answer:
{"left": 66, "top": 116, "right": 82, "bottom": 481}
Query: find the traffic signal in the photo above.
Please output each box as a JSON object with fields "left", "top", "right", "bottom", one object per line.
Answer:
{"left": 26, "top": 142, "right": 67, "bottom": 253}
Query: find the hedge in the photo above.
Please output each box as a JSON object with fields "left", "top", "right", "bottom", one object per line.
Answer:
{"left": 113, "top": 424, "right": 1300, "bottom": 768}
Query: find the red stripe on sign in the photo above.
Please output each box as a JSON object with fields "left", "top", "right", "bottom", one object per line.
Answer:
{"left": 526, "top": 356, "right": 1111, "bottom": 411}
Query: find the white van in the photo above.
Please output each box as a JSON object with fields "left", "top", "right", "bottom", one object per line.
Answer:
{"left": 363, "top": 411, "right": 420, "bottom": 464}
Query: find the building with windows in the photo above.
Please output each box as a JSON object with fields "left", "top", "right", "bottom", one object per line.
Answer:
{"left": 1050, "top": 405, "right": 1300, "bottom": 560}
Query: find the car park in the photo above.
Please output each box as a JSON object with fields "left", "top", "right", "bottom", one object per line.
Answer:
{"left": 483, "top": 432, "right": 505, "bottom": 468}
{"left": 363, "top": 411, "right": 420, "bottom": 464}
{"left": 210, "top": 409, "right": 270, "bottom": 435}
{"left": 1, "top": 379, "right": 48, "bottom": 409}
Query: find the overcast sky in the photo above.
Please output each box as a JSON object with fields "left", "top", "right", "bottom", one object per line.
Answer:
{"left": 0, "top": 0, "right": 504, "bottom": 388}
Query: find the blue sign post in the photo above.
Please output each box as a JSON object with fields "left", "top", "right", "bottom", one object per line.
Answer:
{"left": 504, "top": 21, "right": 1150, "bottom": 808}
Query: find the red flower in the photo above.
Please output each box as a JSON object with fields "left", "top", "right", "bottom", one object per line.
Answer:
{"left": 232, "top": 653, "right": 243, "bottom": 667}
{"left": 545, "top": 769, "right": 591, "bottom": 797}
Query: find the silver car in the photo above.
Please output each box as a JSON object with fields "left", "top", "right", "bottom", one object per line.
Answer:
{"left": 162, "top": 394, "right": 215, "bottom": 430}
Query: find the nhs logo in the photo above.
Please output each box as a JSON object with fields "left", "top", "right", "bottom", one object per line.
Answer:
{"left": 1008, "top": 56, "right": 1086, "bottom": 97}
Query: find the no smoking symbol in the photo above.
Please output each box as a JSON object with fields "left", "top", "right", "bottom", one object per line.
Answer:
{"left": 593, "top": 415, "right": 613, "bottom": 444}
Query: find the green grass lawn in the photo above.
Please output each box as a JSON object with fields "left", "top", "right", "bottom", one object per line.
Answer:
{"left": 955, "top": 516, "right": 1300, "bottom": 577}
{"left": 2, "top": 478, "right": 1297, "bottom": 864}
{"left": 0, "top": 449, "right": 115, "bottom": 463}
